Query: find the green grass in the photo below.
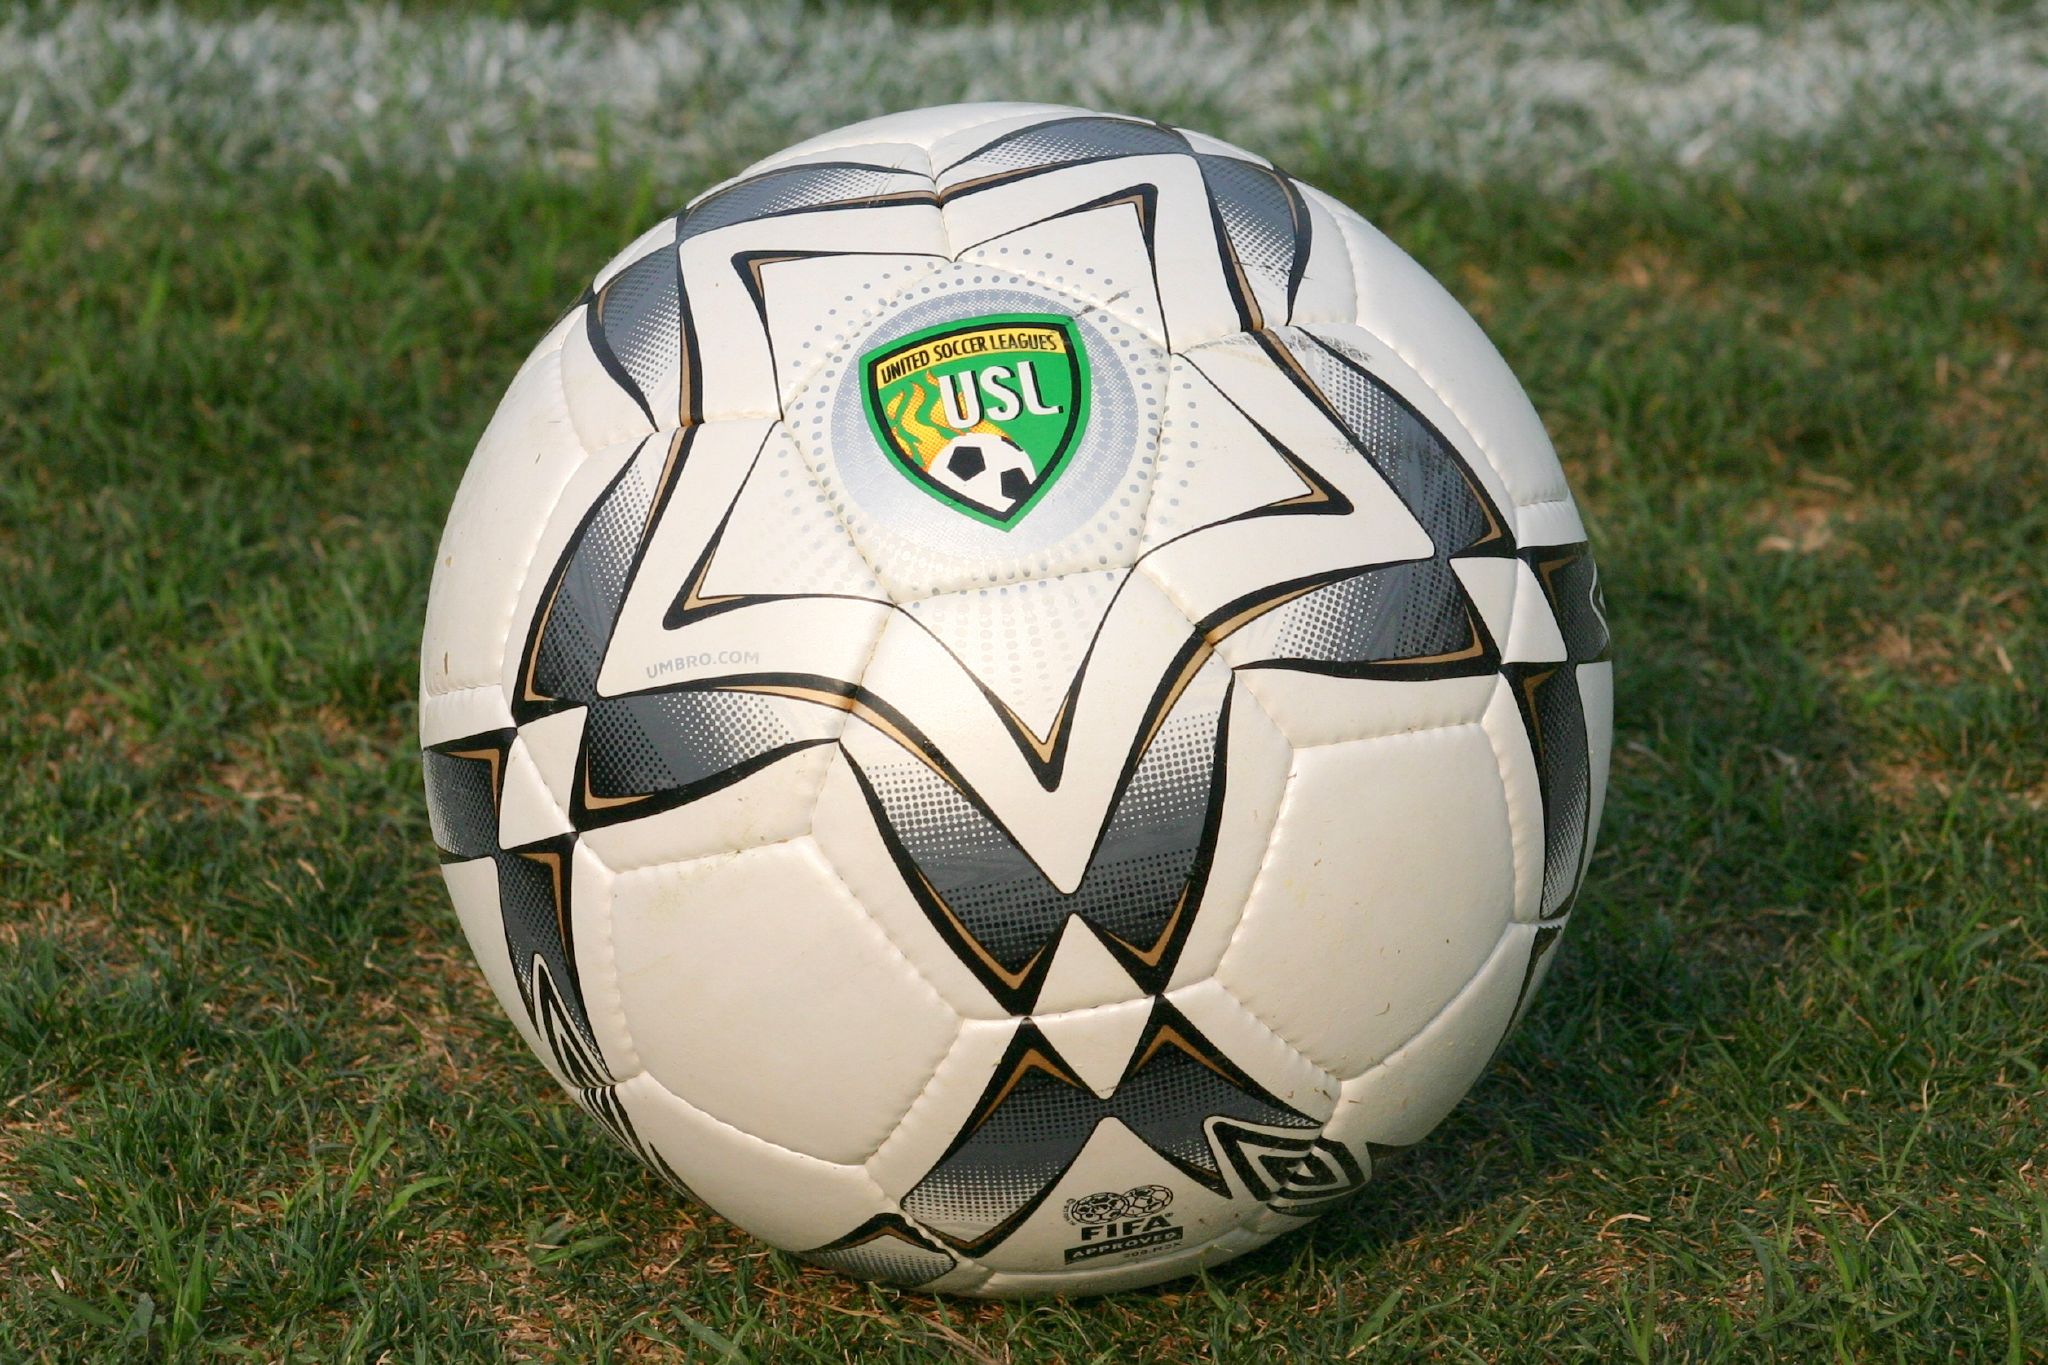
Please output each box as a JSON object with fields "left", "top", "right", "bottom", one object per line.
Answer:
{"left": 2, "top": 126, "right": 2045, "bottom": 1364}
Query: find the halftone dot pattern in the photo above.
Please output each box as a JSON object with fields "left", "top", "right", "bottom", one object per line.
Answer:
{"left": 582, "top": 691, "right": 794, "bottom": 797}
{"left": 1266, "top": 561, "right": 1471, "bottom": 664}
{"left": 947, "top": 115, "right": 1190, "bottom": 175}
{"left": 421, "top": 103, "right": 1607, "bottom": 1295}
{"left": 682, "top": 163, "right": 912, "bottom": 242}
{"left": 531, "top": 460, "right": 650, "bottom": 703}
{"left": 600, "top": 252, "right": 682, "bottom": 405}
{"left": 1196, "top": 155, "right": 1297, "bottom": 286}
{"left": 901, "top": 570, "right": 1122, "bottom": 732}
{"left": 857, "top": 694, "right": 1222, "bottom": 979}
{"left": 787, "top": 263, "right": 1163, "bottom": 596}
{"left": 422, "top": 745, "right": 503, "bottom": 860}
{"left": 1287, "top": 333, "right": 1493, "bottom": 555}
{"left": 803, "top": 1237, "right": 958, "bottom": 1287}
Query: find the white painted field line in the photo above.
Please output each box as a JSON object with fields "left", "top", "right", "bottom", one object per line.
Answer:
{"left": 3, "top": 2, "right": 2044, "bottom": 191}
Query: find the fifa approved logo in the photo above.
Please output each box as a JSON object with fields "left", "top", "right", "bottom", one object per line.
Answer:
{"left": 1060, "top": 1185, "right": 1182, "bottom": 1263}
{"left": 859, "top": 312, "right": 1091, "bottom": 528}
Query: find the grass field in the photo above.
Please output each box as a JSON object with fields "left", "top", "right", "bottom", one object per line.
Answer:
{"left": 2, "top": 2, "right": 2045, "bottom": 1360}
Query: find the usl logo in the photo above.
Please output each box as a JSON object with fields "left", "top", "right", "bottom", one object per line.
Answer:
{"left": 859, "top": 312, "right": 1090, "bottom": 528}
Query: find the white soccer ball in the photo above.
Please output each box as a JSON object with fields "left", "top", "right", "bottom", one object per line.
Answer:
{"left": 419, "top": 103, "right": 1611, "bottom": 1297}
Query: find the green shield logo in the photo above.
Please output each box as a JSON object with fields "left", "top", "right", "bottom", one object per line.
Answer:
{"left": 860, "top": 313, "right": 1090, "bottom": 529}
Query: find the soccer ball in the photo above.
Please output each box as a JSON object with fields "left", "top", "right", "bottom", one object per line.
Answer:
{"left": 419, "top": 103, "right": 1611, "bottom": 1297}
{"left": 929, "top": 433, "right": 1036, "bottom": 522}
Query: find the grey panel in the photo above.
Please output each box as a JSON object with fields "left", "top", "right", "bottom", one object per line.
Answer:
{"left": 528, "top": 457, "right": 653, "bottom": 706}
{"left": 901, "top": 1007, "right": 1317, "bottom": 1250}
{"left": 595, "top": 248, "right": 681, "bottom": 412}
{"left": 800, "top": 1216, "right": 958, "bottom": 1287}
{"left": 1505, "top": 663, "right": 1592, "bottom": 916}
{"left": 860, "top": 689, "right": 1224, "bottom": 1000}
{"left": 679, "top": 162, "right": 910, "bottom": 241}
{"left": 1288, "top": 332, "right": 1499, "bottom": 557}
{"left": 421, "top": 731, "right": 609, "bottom": 1083}
{"left": 948, "top": 115, "right": 1189, "bottom": 174}
{"left": 422, "top": 738, "right": 507, "bottom": 860}
{"left": 1196, "top": 154, "right": 1308, "bottom": 314}
{"left": 579, "top": 689, "right": 820, "bottom": 802}
{"left": 494, "top": 832, "right": 606, "bottom": 1076}
{"left": 1525, "top": 543, "right": 1610, "bottom": 663}
{"left": 1264, "top": 559, "right": 1472, "bottom": 665}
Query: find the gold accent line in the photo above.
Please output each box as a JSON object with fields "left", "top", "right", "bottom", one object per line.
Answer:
{"left": 520, "top": 576, "right": 563, "bottom": 704}
{"left": 1138, "top": 641, "right": 1214, "bottom": 756}
{"left": 580, "top": 765, "right": 652, "bottom": 812}
{"left": 445, "top": 745, "right": 506, "bottom": 811}
{"left": 871, "top": 1227, "right": 923, "bottom": 1248}
{"left": 1265, "top": 444, "right": 1331, "bottom": 508}
{"left": 729, "top": 683, "right": 964, "bottom": 795}
{"left": 674, "top": 540, "right": 742, "bottom": 616}
{"left": 744, "top": 251, "right": 819, "bottom": 301}
{"left": 996, "top": 690, "right": 1072, "bottom": 765}
{"left": 1101, "top": 884, "right": 1190, "bottom": 969}
{"left": 1226, "top": 244, "right": 1264, "bottom": 333}
{"left": 1388, "top": 606, "right": 1488, "bottom": 668}
{"left": 1136, "top": 579, "right": 1324, "bottom": 753}
{"left": 1519, "top": 667, "right": 1558, "bottom": 757}
{"left": 1459, "top": 465, "right": 1507, "bottom": 546}
{"left": 517, "top": 847, "right": 569, "bottom": 941}
{"left": 1206, "top": 581, "right": 1321, "bottom": 645}
{"left": 645, "top": 429, "right": 686, "bottom": 541}
{"left": 853, "top": 188, "right": 943, "bottom": 208}
{"left": 676, "top": 273, "right": 694, "bottom": 429}
{"left": 1131, "top": 1023, "right": 1234, "bottom": 1083}
{"left": 975, "top": 1046, "right": 1082, "bottom": 1126}
{"left": 934, "top": 167, "right": 1043, "bottom": 202}
{"left": 910, "top": 867, "right": 1046, "bottom": 993}
{"left": 1535, "top": 549, "right": 1576, "bottom": 604}
{"left": 1260, "top": 329, "right": 1321, "bottom": 396}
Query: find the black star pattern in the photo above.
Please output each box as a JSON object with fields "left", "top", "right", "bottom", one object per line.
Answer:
{"left": 432, "top": 112, "right": 1608, "bottom": 1270}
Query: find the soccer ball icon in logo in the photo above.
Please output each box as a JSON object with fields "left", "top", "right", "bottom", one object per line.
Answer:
{"left": 419, "top": 103, "right": 1611, "bottom": 1297}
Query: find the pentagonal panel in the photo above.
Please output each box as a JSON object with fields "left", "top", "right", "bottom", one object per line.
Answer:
{"left": 1217, "top": 723, "right": 1516, "bottom": 1079}
{"left": 607, "top": 837, "right": 960, "bottom": 1164}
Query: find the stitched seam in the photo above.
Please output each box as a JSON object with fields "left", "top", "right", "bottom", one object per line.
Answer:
{"left": 577, "top": 845, "right": 643, "bottom": 1085}
{"left": 1134, "top": 501, "right": 1406, "bottom": 1101}
{"left": 1219, "top": 722, "right": 1510, "bottom": 1086}
{"left": 600, "top": 841, "right": 947, "bottom": 1176}
{"left": 616, "top": 1073, "right": 889, "bottom": 1198}
{"left": 1182, "top": 976, "right": 1343, "bottom": 1115}
{"left": 1336, "top": 210, "right": 1569, "bottom": 512}
{"left": 1179, "top": 682, "right": 1355, "bottom": 1101}
{"left": 787, "top": 834, "right": 965, "bottom": 1165}
{"left": 427, "top": 336, "right": 582, "bottom": 702}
